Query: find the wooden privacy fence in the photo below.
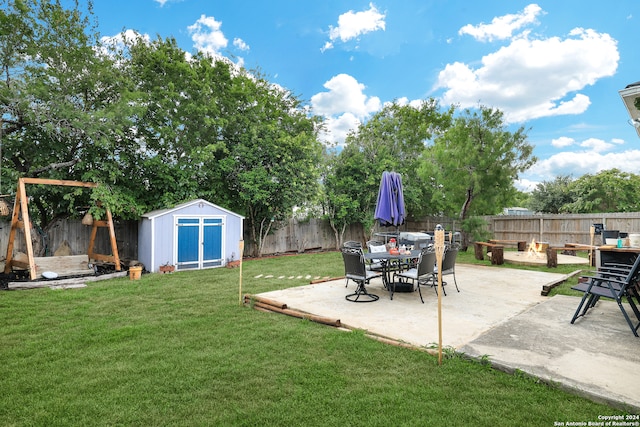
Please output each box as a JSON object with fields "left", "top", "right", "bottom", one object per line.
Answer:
{"left": 0, "top": 218, "right": 138, "bottom": 262}
{"left": 3, "top": 212, "right": 640, "bottom": 262}
{"left": 482, "top": 212, "right": 640, "bottom": 246}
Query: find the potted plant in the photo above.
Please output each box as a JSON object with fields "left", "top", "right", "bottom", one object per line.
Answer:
{"left": 159, "top": 262, "right": 175, "bottom": 274}
{"left": 226, "top": 252, "right": 241, "bottom": 268}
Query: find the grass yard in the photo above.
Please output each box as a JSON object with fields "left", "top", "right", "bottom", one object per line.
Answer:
{"left": 0, "top": 250, "right": 623, "bottom": 426}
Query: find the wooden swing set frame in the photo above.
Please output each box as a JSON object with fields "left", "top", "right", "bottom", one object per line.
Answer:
{"left": 3, "top": 178, "right": 121, "bottom": 280}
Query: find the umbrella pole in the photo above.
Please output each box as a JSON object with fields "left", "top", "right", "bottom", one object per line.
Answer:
{"left": 434, "top": 226, "right": 445, "bottom": 365}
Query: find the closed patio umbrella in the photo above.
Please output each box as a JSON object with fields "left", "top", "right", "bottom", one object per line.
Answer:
{"left": 374, "top": 171, "right": 406, "bottom": 227}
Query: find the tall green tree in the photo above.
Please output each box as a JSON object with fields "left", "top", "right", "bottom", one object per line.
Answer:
{"left": 124, "top": 35, "right": 230, "bottom": 210}
{"left": 0, "top": 0, "right": 137, "bottom": 225}
{"left": 213, "top": 72, "right": 323, "bottom": 257}
{"left": 327, "top": 100, "right": 452, "bottom": 245}
{"left": 528, "top": 175, "right": 575, "bottom": 213}
{"left": 322, "top": 148, "right": 367, "bottom": 248}
{"left": 563, "top": 169, "right": 640, "bottom": 213}
{"left": 420, "top": 105, "right": 536, "bottom": 224}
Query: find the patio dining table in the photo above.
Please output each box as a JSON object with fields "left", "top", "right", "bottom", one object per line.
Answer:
{"left": 364, "top": 249, "right": 421, "bottom": 295}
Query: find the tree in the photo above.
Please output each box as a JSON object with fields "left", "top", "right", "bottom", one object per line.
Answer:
{"left": 123, "top": 36, "right": 230, "bottom": 210}
{"left": 322, "top": 149, "right": 365, "bottom": 249}
{"left": 1, "top": 0, "right": 323, "bottom": 259}
{"left": 0, "top": 0, "right": 140, "bottom": 226}
{"left": 212, "top": 72, "right": 323, "bottom": 257}
{"left": 326, "top": 100, "right": 452, "bottom": 246}
{"left": 563, "top": 169, "right": 640, "bottom": 213}
{"left": 529, "top": 175, "right": 575, "bottom": 213}
{"left": 420, "top": 106, "right": 536, "bottom": 244}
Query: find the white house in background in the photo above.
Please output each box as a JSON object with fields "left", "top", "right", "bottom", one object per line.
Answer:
{"left": 503, "top": 207, "right": 534, "bottom": 216}
{"left": 138, "top": 199, "right": 244, "bottom": 273}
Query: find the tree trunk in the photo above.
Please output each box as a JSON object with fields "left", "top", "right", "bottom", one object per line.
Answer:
{"left": 458, "top": 188, "right": 474, "bottom": 251}
{"left": 328, "top": 219, "right": 340, "bottom": 250}
{"left": 257, "top": 217, "right": 273, "bottom": 258}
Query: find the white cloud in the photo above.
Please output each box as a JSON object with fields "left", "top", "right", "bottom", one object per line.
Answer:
{"left": 233, "top": 38, "right": 249, "bottom": 51}
{"left": 311, "top": 74, "right": 381, "bottom": 118}
{"left": 531, "top": 149, "right": 640, "bottom": 179}
{"left": 321, "top": 41, "right": 334, "bottom": 52}
{"left": 515, "top": 178, "right": 538, "bottom": 192}
{"left": 459, "top": 4, "right": 544, "bottom": 42}
{"left": 311, "top": 74, "right": 381, "bottom": 145}
{"left": 551, "top": 136, "right": 575, "bottom": 148}
{"left": 436, "top": 27, "right": 619, "bottom": 123}
{"left": 520, "top": 136, "right": 640, "bottom": 190}
{"left": 323, "top": 3, "right": 385, "bottom": 51}
{"left": 318, "top": 113, "right": 361, "bottom": 146}
{"left": 390, "top": 97, "right": 423, "bottom": 109}
{"left": 98, "top": 30, "right": 151, "bottom": 61}
{"left": 154, "top": 0, "right": 184, "bottom": 7}
{"left": 188, "top": 15, "right": 228, "bottom": 57}
{"left": 100, "top": 29, "right": 150, "bottom": 50}
{"left": 579, "top": 138, "right": 613, "bottom": 153}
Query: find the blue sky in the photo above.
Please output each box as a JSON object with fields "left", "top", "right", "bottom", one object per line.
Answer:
{"left": 91, "top": 0, "right": 640, "bottom": 191}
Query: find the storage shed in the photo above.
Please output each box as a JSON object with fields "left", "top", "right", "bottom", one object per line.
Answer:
{"left": 138, "top": 199, "right": 244, "bottom": 273}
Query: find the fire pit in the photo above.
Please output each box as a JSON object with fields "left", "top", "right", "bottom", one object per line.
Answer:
{"left": 498, "top": 239, "right": 590, "bottom": 267}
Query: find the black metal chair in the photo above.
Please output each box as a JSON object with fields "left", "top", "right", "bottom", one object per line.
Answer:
{"left": 366, "top": 240, "right": 386, "bottom": 273}
{"left": 571, "top": 254, "right": 640, "bottom": 336}
{"left": 392, "top": 249, "right": 436, "bottom": 303}
{"left": 343, "top": 240, "right": 362, "bottom": 248}
{"left": 442, "top": 247, "right": 459, "bottom": 293}
{"left": 342, "top": 241, "right": 363, "bottom": 287}
{"left": 341, "top": 246, "right": 381, "bottom": 302}
{"left": 431, "top": 247, "right": 460, "bottom": 296}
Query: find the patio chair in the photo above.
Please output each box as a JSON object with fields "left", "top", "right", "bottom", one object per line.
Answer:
{"left": 343, "top": 240, "right": 362, "bottom": 248}
{"left": 392, "top": 249, "right": 436, "bottom": 303}
{"left": 342, "top": 241, "right": 363, "bottom": 287}
{"left": 366, "top": 240, "right": 387, "bottom": 273}
{"left": 342, "top": 246, "right": 381, "bottom": 303}
{"left": 431, "top": 247, "right": 459, "bottom": 296}
{"left": 570, "top": 253, "right": 640, "bottom": 337}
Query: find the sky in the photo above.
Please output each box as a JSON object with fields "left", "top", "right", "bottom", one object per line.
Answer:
{"left": 90, "top": 0, "right": 640, "bottom": 191}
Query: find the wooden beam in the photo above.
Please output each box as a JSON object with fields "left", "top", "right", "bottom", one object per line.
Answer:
{"left": 20, "top": 179, "right": 37, "bottom": 280}
{"left": 87, "top": 220, "right": 99, "bottom": 261}
{"left": 20, "top": 178, "right": 98, "bottom": 188}
{"left": 90, "top": 253, "right": 117, "bottom": 263}
{"left": 4, "top": 185, "right": 22, "bottom": 274}
{"left": 105, "top": 208, "right": 121, "bottom": 271}
{"left": 3, "top": 181, "right": 22, "bottom": 273}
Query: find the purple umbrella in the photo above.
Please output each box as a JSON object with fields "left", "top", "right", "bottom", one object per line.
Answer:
{"left": 374, "top": 171, "right": 406, "bottom": 227}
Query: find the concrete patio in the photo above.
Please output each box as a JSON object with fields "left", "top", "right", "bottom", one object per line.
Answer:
{"left": 255, "top": 264, "right": 640, "bottom": 412}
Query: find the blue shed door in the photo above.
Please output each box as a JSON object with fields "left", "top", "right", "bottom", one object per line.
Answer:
{"left": 176, "top": 217, "right": 224, "bottom": 270}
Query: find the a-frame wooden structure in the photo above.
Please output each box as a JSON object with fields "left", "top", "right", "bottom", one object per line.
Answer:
{"left": 3, "top": 178, "right": 121, "bottom": 280}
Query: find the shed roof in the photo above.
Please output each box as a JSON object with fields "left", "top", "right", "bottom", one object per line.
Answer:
{"left": 142, "top": 198, "right": 245, "bottom": 220}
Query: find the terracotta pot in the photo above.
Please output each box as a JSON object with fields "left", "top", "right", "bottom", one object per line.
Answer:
{"left": 159, "top": 265, "right": 175, "bottom": 274}
{"left": 129, "top": 266, "right": 143, "bottom": 280}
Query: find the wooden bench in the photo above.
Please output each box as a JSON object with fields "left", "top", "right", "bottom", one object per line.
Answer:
{"left": 488, "top": 239, "right": 527, "bottom": 252}
{"left": 473, "top": 242, "right": 504, "bottom": 265}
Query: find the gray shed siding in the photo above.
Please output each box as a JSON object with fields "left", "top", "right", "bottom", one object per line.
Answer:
{"left": 138, "top": 199, "right": 244, "bottom": 273}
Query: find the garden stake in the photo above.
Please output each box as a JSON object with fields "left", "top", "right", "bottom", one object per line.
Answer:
{"left": 238, "top": 240, "right": 244, "bottom": 306}
{"left": 435, "top": 225, "right": 445, "bottom": 365}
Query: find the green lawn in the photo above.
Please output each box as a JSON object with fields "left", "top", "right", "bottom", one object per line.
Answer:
{"left": 0, "top": 251, "right": 624, "bottom": 426}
